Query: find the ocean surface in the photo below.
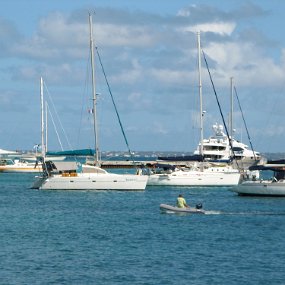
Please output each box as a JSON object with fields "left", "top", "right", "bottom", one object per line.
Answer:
{"left": 1, "top": 172, "right": 285, "bottom": 285}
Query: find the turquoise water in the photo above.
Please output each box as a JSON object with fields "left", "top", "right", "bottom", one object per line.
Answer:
{"left": 1, "top": 173, "right": 285, "bottom": 285}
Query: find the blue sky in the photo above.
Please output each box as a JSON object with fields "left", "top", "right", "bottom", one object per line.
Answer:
{"left": 1, "top": 0, "right": 285, "bottom": 153}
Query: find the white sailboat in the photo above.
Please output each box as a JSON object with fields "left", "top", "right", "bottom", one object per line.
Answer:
{"left": 232, "top": 161, "right": 285, "bottom": 196}
{"left": 147, "top": 32, "right": 241, "bottom": 186}
{"left": 0, "top": 148, "right": 19, "bottom": 155}
{"left": 147, "top": 164, "right": 241, "bottom": 186}
{"left": 0, "top": 149, "right": 42, "bottom": 173}
{"left": 32, "top": 14, "right": 148, "bottom": 191}
{"left": 0, "top": 158, "right": 42, "bottom": 173}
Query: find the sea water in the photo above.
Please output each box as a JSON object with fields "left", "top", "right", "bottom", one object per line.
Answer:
{"left": 1, "top": 173, "right": 285, "bottom": 285}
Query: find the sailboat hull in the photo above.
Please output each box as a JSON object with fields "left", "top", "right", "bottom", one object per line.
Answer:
{"left": 147, "top": 169, "right": 241, "bottom": 186}
{"left": 232, "top": 181, "right": 285, "bottom": 196}
{"left": 32, "top": 173, "right": 148, "bottom": 191}
{"left": 0, "top": 166, "right": 42, "bottom": 173}
{"left": 0, "top": 159, "right": 42, "bottom": 173}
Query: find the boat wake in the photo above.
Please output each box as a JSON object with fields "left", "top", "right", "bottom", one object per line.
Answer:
{"left": 224, "top": 211, "right": 285, "bottom": 216}
{"left": 162, "top": 210, "right": 285, "bottom": 216}
{"left": 204, "top": 210, "right": 222, "bottom": 215}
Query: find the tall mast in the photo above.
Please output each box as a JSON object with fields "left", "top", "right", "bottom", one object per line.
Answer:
{"left": 40, "top": 77, "right": 45, "bottom": 158}
{"left": 230, "top": 76, "right": 234, "bottom": 140}
{"left": 45, "top": 101, "right": 48, "bottom": 153}
{"left": 89, "top": 13, "right": 100, "bottom": 165}
{"left": 197, "top": 32, "right": 204, "bottom": 157}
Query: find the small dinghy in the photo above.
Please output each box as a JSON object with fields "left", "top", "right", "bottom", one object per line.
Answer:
{"left": 160, "top": 203, "right": 206, "bottom": 214}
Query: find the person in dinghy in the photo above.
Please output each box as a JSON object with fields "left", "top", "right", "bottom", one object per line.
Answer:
{"left": 160, "top": 194, "right": 204, "bottom": 214}
{"left": 176, "top": 194, "right": 189, "bottom": 208}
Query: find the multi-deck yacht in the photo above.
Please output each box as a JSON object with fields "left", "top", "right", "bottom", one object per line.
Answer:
{"left": 194, "top": 123, "right": 261, "bottom": 168}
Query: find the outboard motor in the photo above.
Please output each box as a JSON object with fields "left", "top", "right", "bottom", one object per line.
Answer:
{"left": 196, "top": 203, "right": 203, "bottom": 209}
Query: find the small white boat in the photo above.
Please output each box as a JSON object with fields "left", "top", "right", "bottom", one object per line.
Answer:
{"left": 232, "top": 161, "right": 285, "bottom": 196}
{"left": 0, "top": 158, "right": 42, "bottom": 173}
{"left": 159, "top": 203, "right": 206, "bottom": 214}
{"left": 0, "top": 148, "right": 20, "bottom": 155}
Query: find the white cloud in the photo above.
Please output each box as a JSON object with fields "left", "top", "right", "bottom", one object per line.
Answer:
{"left": 10, "top": 11, "right": 157, "bottom": 62}
{"left": 203, "top": 41, "right": 285, "bottom": 88}
{"left": 128, "top": 92, "right": 142, "bottom": 102}
{"left": 110, "top": 59, "right": 142, "bottom": 84}
{"left": 1, "top": 4, "right": 285, "bottom": 151}
{"left": 177, "top": 5, "right": 197, "bottom": 17}
{"left": 150, "top": 122, "right": 169, "bottom": 135}
{"left": 280, "top": 48, "right": 285, "bottom": 65}
{"left": 150, "top": 68, "right": 192, "bottom": 85}
{"left": 38, "top": 12, "right": 87, "bottom": 46}
{"left": 13, "top": 63, "right": 84, "bottom": 84}
{"left": 126, "top": 91, "right": 152, "bottom": 111}
{"left": 183, "top": 21, "right": 236, "bottom": 36}
{"left": 38, "top": 12, "right": 156, "bottom": 51}
{"left": 95, "top": 24, "right": 155, "bottom": 47}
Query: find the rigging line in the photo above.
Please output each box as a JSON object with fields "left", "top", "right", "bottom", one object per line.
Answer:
{"left": 46, "top": 103, "right": 64, "bottom": 151}
{"left": 95, "top": 47, "right": 135, "bottom": 165}
{"left": 201, "top": 50, "right": 240, "bottom": 170}
{"left": 234, "top": 86, "right": 257, "bottom": 161}
{"left": 43, "top": 81, "right": 73, "bottom": 151}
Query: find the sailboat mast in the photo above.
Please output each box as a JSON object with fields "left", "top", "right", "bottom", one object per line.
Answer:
{"left": 40, "top": 77, "right": 45, "bottom": 158}
{"left": 89, "top": 13, "right": 100, "bottom": 165}
{"left": 197, "top": 32, "right": 204, "bottom": 157}
{"left": 230, "top": 76, "right": 234, "bottom": 140}
{"left": 45, "top": 102, "right": 48, "bottom": 153}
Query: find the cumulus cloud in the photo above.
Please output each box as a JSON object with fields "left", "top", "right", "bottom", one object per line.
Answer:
{"left": 203, "top": 41, "right": 285, "bottom": 88}
{"left": 110, "top": 58, "right": 143, "bottom": 84}
{"left": 149, "top": 121, "right": 169, "bottom": 135}
{"left": 0, "top": 3, "right": 284, "bottom": 151}
{"left": 95, "top": 24, "right": 155, "bottom": 47}
{"left": 150, "top": 68, "right": 191, "bottom": 85}
{"left": 182, "top": 21, "right": 236, "bottom": 36}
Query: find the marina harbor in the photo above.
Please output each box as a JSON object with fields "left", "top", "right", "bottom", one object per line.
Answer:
{"left": 1, "top": 2, "right": 285, "bottom": 284}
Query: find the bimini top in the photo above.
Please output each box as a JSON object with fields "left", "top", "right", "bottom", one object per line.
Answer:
{"left": 249, "top": 160, "right": 285, "bottom": 172}
{"left": 157, "top": 154, "right": 204, "bottom": 162}
{"left": 46, "top": 148, "right": 95, "bottom": 157}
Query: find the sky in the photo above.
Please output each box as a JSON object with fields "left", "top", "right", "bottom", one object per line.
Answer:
{"left": 1, "top": 0, "right": 285, "bottom": 153}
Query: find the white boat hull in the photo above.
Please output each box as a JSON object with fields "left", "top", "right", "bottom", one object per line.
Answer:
{"left": 0, "top": 158, "right": 42, "bottom": 173}
{"left": 0, "top": 165, "right": 42, "bottom": 173}
{"left": 32, "top": 173, "right": 148, "bottom": 191}
{"left": 232, "top": 181, "right": 285, "bottom": 196}
{"left": 147, "top": 169, "right": 240, "bottom": 186}
{"left": 160, "top": 204, "right": 205, "bottom": 214}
